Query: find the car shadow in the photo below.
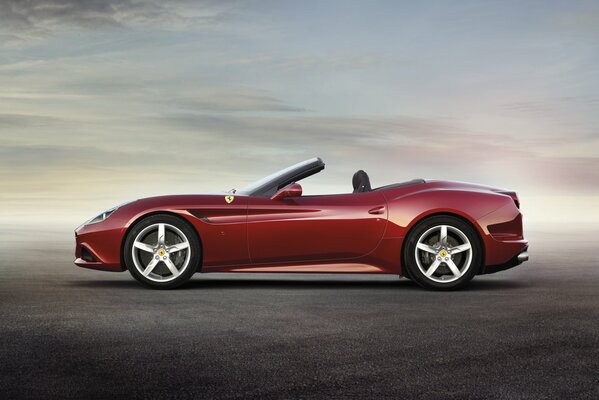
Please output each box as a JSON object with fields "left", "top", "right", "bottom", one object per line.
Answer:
{"left": 67, "top": 276, "right": 529, "bottom": 291}
{"left": 181, "top": 278, "right": 414, "bottom": 290}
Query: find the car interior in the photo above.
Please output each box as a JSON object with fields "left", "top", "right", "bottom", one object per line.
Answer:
{"left": 352, "top": 170, "right": 371, "bottom": 193}
{"left": 240, "top": 157, "right": 423, "bottom": 198}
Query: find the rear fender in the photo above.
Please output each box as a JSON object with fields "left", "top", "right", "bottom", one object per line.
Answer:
{"left": 384, "top": 189, "right": 512, "bottom": 238}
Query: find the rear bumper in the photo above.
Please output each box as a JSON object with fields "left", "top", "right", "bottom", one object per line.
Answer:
{"left": 483, "top": 247, "right": 529, "bottom": 275}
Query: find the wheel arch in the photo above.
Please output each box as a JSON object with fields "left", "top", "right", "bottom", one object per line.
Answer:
{"left": 400, "top": 211, "right": 486, "bottom": 275}
{"left": 120, "top": 210, "right": 203, "bottom": 272}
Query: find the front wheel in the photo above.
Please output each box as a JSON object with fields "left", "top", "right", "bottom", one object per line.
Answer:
{"left": 403, "top": 216, "right": 482, "bottom": 290}
{"left": 124, "top": 214, "right": 200, "bottom": 289}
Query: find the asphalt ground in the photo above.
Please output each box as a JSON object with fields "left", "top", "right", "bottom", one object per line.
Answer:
{"left": 0, "top": 227, "right": 597, "bottom": 399}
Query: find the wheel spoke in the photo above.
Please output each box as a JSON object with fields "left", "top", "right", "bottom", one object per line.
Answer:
{"left": 164, "top": 258, "right": 179, "bottom": 276}
{"left": 446, "top": 259, "right": 461, "bottom": 277}
{"left": 425, "top": 260, "right": 441, "bottom": 277}
{"left": 157, "top": 223, "right": 166, "bottom": 246}
{"left": 450, "top": 243, "right": 471, "bottom": 254}
{"left": 439, "top": 225, "right": 448, "bottom": 246}
{"left": 167, "top": 242, "right": 189, "bottom": 253}
{"left": 133, "top": 241, "right": 154, "bottom": 253}
{"left": 416, "top": 242, "right": 437, "bottom": 254}
{"left": 142, "top": 258, "right": 159, "bottom": 276}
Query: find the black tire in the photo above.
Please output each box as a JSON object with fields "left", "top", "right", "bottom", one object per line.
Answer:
{"left": 124, "top": 214, "right": 201, "bottom": 289}
{"left": 403, "top": 215, "right": 482, "bottom": 291}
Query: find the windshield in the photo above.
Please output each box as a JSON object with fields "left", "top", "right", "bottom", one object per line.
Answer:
{"left": 237, "top": 158, "right": 324, "bottom": 196}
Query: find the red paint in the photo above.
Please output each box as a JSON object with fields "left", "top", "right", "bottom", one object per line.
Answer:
{"left": 74, "top": 180, "right": 527, "bottom": 276}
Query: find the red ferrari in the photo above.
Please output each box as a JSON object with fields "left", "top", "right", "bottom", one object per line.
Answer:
{"left": 74, "top": 157, "right": 528, "bottom": 290}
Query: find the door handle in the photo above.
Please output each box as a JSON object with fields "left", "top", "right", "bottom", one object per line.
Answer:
{"left": 368, "top": 205, "right": 386, "bottom": 215}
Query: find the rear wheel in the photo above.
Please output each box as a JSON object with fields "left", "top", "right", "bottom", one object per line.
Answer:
{"left": 124, "top": 214, "right": 200, "bottom": 289}
{"left": 404, "top": 216, "right": 482, "bottom": 290}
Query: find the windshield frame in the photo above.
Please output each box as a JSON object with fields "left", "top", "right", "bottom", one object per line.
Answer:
{"left": 237, "top": 157, "right": 325, "bottom": 197}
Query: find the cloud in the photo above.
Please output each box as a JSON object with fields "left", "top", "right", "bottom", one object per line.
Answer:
{"left": 0, "top": 55, "right": 308, "bottom": 114}
{"left": 499, "top": 96, "right": 599, "bottom": 116}
{"left": 221, "top": 53, "right": 399, "bottom": 72}
{"left": 3, "top": 110, "right": 597, "bottom": 196}
{"left": 1, "top": 108, "right": 598, "bottom": 225}
{"left": 1, "top": 0, "right": 598, "bottom": 226}
{"left": 0, "top": 113, "right": 65, "bottom": 128}
{"left": 0, "top": 0, "right": 235, "bottom": 45}
{"left": 153, "top": 88, "right": 308, "bottom": 113}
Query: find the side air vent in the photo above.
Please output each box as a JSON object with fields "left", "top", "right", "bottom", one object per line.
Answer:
{"left": 81, "top": 247, "right": 96, "bottom": 262}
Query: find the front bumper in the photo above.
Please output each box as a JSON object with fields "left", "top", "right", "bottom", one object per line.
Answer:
{"left": 74, "top": 224, "right": 126, "bottom": 272}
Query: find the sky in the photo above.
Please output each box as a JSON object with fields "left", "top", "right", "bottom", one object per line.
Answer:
{"left": 0, "top": 0, "right": 598, "bottom": 228}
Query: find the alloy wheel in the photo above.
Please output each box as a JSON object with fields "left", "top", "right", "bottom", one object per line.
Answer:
{"left": 131, "top": 223, "right": 191, "bottom": 283}
{"left": 414, "top": 224, "right": 473, "bottom": 283}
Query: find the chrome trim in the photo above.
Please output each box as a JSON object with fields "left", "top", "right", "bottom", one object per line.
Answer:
{"left": 517, "top": 251, "right": 529, "bottom": 262}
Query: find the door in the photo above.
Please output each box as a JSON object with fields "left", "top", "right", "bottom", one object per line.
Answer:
{"left": 246, "top": 191, "right": 387, "bottom": 264}
{"left": 188, "top": 194, "right": 249, "bottom": 269}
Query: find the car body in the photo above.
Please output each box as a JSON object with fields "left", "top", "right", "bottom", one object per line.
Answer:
{"left": 75, "top": 157, "right": 528, "bottom": 289}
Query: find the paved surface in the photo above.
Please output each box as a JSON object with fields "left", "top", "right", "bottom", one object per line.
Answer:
{"left": 0, "top": 227, "right": 598, "bottom": 399}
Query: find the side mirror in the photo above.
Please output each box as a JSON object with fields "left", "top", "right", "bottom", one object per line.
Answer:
{"left": 271, "top": 183, "right": 303, "bottom": 201}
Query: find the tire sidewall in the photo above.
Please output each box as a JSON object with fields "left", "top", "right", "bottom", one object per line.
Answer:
{"left": 124, "top": 214, "right": 201, "bottom": 289}
{"left": 404, "top": 215, "right": 482, "bottom": 290}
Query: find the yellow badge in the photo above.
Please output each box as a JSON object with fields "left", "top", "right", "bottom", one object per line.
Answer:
{"left": 225, "top": 195, "right": 234, "bottom": 204}
{"left": 440, "top": 250, "right": 447, "bottom": 257}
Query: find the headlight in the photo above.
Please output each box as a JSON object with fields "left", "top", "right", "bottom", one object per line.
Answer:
{"left": 75, "top": 201, "right": 133, "bottom": 233}
{"left": 87, "top": 206, "right": 118, "bottom": 224}
{"left": 76, "top": 205, "right": 120, "bottom": 232}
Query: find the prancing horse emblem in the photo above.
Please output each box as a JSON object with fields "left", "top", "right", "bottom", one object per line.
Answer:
{"left": 225, "top": 195, "right": 234, "bottom": 204}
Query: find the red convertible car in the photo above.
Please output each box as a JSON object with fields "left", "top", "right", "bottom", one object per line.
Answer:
{"left": 75, "top": 157, "right": 528, "bottom": 290}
